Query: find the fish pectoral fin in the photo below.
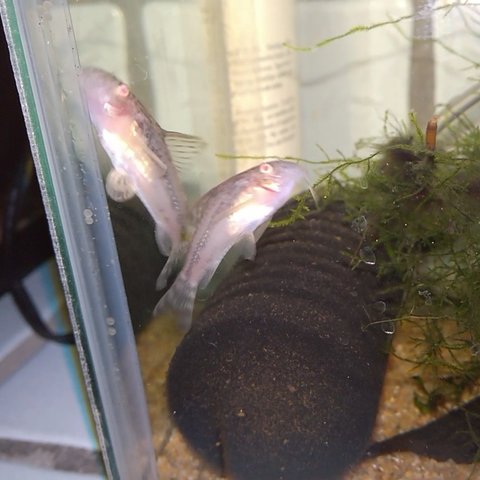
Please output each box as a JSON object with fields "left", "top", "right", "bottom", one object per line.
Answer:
{"left": 105, "top": 169, "right": 136, "bottom": 202}
{"left": 164, "top": 130, "right": 206, "bottom": 167}
{"left": 237, "top": 233, "right": 257, "bottom": 261}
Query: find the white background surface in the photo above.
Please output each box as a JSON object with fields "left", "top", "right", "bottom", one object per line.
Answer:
{"left": 0, "top": 261, "right": 103, "bottom": 478}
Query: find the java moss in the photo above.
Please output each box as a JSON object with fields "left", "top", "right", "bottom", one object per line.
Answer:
{"left": 217, "top": 115, "right": 480, "bottom": 413}
{"left": 310, "top": 114, "right": 480, "bottom": 411}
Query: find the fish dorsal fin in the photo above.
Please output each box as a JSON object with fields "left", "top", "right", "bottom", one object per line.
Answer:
{"left": 164, "top": 130, "right": 206, "bottom": 166}
{"left": 156, "top": 241, "right": 189, "bottom": 290}
{"left": 105, "top": 169, "right": 136, "bottom": 202}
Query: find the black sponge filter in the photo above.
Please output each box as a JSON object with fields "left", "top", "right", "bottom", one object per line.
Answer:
{"left": 167, "top": 203, "right": 391, "bottom": 480}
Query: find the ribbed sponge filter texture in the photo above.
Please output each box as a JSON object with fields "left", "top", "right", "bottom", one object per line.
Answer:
{"left": 167, "top": 202, "right": 392, "bottom": 480}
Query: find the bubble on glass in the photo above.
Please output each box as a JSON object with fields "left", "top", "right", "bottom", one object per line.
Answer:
{"left": 351, "top": 215, "right": 367, "bottom": 234}
{"left": 83, "top": 208, "right": 94, "bottom": 225}
{"left": 373, "top": 301, "right": 386, "bottom": 315}
{"left": 108, "top": 326, "right": 117, "bottom": 336}
{"left": 360, "top": 246, "right": 376, "bottom": 265}
{"left": 360, "top": 176, "right": 368, "bottom": 190}
{"left": 381, "top": 320, "right": 396, "bottom": 335}
{"left": 106, "top": 316, "right": 115, "bottom": 326}
{"left": 418, "top": 289, "right": 433, "bottom": 305}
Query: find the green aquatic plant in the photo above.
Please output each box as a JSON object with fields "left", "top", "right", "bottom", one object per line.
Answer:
{"left": 269, "top": 193, "right": 311, "bottom": 228}
{"left": 217, "top": 110, "right": 480, "bottom": 412}
{"left": 316, "top": 113, "right": 480, "bottom": 410}
{"left": 284, "top": 2, "right": 478, "bottom": 53}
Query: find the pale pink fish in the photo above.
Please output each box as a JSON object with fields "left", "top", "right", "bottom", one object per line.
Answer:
{"left": 80, "top": 67, "right": 203, "bottom": 270}
{"left": 154, "top": 160, "right": 312, "bottom": 331}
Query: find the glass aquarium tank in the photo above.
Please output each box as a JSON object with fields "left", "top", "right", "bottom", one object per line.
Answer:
{"left": 1, "top": 0, "right": 479, "bottom": 479}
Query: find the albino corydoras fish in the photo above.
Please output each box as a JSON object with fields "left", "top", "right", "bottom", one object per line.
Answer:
{"left": 154, "top": 160, "right": 313, "bottom": 331}
{"left": 80, "top": 67, "right": 203, "bottom": 269}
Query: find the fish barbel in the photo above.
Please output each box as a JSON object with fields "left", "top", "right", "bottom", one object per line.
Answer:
{"left": 80, "top": 67, "right": 203, "bottom": 262}
{"left": 154, "top": 160, "right": 312, "bottom": 330}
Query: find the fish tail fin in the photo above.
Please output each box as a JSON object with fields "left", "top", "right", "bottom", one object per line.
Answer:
{"left": 156, "top": 241, "right": 188, "bottom": 290}
{"left": 153, "top": 273, "right": 197, "bottom": 331}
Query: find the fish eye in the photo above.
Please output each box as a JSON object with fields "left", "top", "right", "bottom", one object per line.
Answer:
{"left": 116, "top": 84, "right": 130, "bottom": 98}
{"left": 259, "top": 163, "right": 273, "bottom": 174}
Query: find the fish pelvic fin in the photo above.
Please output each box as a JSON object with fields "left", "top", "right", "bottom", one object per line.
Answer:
{"left": 153, "top": 273, "right": 196, "bottom": 332}
{"left": 156, "top": 242, "right": 188, "bottom": 290}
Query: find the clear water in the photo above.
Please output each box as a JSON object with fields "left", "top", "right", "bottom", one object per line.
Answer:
{"left": 4, "top": 0, "right": 480, "bottom": 479}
